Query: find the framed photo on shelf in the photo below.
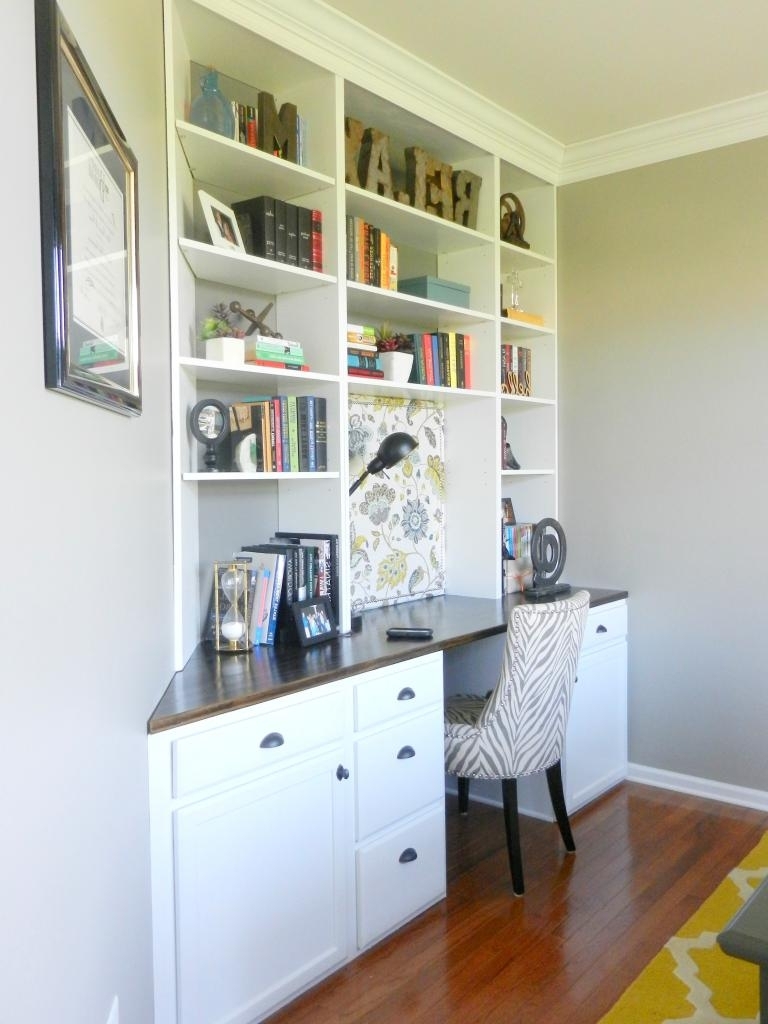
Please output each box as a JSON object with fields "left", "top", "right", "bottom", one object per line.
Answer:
{"left": 291, "top": 597, "right": 338, "bottom": 648}
{"left": 198, "top": 190, "right": 245, "bottom": 252}
{"left": 35, "top": 0, "right": 141, "bottom": 416}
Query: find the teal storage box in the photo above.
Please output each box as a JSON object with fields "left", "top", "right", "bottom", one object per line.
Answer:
{"left": 398, "top": 275, "right": 470, "bottom": 308}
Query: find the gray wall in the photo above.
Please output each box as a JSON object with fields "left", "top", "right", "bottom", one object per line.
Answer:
{"left": 2, "top": 1, "right": 172, "bottom": 1021}
{"left": 558, "top": 138, "right": 768, "bottom": 790}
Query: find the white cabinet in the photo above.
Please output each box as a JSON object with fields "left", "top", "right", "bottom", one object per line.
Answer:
{"left": 149, "top": 683, "right": 353, "bottom": 1024}
{"left": 149, "top": 653, "right": 446, "bottom": 1024}
{"left": 351, "top": 654, "right": 446, "bottom": 948}
{"left": 565, "top": 599, "right": 628, "bottom": 811}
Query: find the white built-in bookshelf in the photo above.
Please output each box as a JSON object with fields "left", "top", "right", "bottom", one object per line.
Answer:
{"left": 165, "top": 0, "right": 559, "bottom": 670}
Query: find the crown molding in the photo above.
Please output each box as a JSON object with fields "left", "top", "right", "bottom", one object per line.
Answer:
{"left": 213, "top": 0, "right": 565, "bottom": 182}
{"left": 196, "top": 0, "right": 768, "bottom": 186}
{"left": 559, "top": 92, "right": 768, "bottom": 184}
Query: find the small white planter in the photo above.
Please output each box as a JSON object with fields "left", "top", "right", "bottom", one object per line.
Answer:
{"left": 380, "top": 351, "right": 413, "bottom": 383}
{"left": 205, "top": 336, "right": 244, "bottom": 365}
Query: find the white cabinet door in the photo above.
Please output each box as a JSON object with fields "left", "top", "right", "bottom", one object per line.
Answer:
{"left": 174, "top": 750, "right": 349, "bottom": 1024}
{"left": 565, "top": 638, "right": 628, "bottom": 812}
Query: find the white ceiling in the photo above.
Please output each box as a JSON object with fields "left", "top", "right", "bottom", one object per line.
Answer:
{"left": 318, "top": 0, "right": 768, "bottom": 146}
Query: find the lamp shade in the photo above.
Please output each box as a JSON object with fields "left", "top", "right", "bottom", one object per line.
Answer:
{"left": 349, "top": 431, "right": 418, "bottom": 495}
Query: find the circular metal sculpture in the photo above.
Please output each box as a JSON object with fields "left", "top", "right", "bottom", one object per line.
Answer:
{"left": 500, "top": 192, "right": 530, "bottom": 249}
{"left": 527, "top": 518, "right": 571, "bottom": 599}
{"left": 189, "top": 398, "right": 230, "bottom": 471}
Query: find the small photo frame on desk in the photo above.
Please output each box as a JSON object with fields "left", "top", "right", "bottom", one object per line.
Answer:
{"left": 292, "top": 597, "right": 338, "bottom": 647}
{"left": 198, "top": 189, "right": 245, "bottom": 252}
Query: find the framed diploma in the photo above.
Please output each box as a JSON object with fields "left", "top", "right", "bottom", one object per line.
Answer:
{"left": 35, "top": 0, "right": 141, "bottom": 415}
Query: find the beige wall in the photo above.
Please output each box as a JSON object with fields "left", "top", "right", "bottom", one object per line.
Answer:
{"left": 2, "top": 2, "right": 171, "bottom": 1021}
{"left": 558, "top": 138, "right": 768, "bottom": 789}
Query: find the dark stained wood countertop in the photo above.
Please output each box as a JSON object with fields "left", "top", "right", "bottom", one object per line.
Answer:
{"left": 148, "top": 587, "right": 627, "bottom": 733}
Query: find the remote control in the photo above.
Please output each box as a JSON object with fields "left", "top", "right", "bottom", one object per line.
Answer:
{"left": 386, "top": 627, "right": 433, "bottom": 641}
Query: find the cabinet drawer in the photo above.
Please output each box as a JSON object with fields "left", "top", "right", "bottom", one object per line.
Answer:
{"left": 354, "top": 653, "right": 443, "bottom": 731}
{"left": 172, "top": 690, "right": 345, "bottom": 798}
{"left": 355, "top": 708, "right": 445, "bottom": 840}
{"left": 581, "top": 601, "right": 627, "bottom": 654}
{"left": 357, "top": 804, "right": 446, "bottom": 950}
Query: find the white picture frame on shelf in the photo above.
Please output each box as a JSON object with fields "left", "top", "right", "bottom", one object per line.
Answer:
{"left": 198, "top": 189, "right": 244, "bottom": 252}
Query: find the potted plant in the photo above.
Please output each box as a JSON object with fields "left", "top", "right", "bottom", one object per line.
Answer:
{"left": 375, "top": 323, "right": 414, "bottom": 382}
{"left": 200, "top": 302, "right": 246, "bottom": 364}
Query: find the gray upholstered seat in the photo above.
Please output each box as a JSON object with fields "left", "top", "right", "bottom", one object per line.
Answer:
{"left": 444, "top": 589, "right": 590, "bottom": 894}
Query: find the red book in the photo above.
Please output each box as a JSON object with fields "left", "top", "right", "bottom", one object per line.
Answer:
{"left": 245, "top": 358, "right": 310, "bottom": 371}
{"left": 422, "top": 333, "right": 434, "bottom": 385}
{"left": 272, "top": 398, "right": 283, "bottom": 471}
{"left": 348, "top": 367, "right": 385, "bottom": 378}
{"left": 311, "top": 209, "right": 323, "bottom": 273}
{"left": 463, "top": 334, "right": 472, "bottom": 389}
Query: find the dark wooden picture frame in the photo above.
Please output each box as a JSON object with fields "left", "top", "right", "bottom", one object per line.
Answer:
{"left": 291, "top": 597, "right": 338, "bottom": 647}
{"left": 35, "top": 0, "right": 141, "bottom": 415}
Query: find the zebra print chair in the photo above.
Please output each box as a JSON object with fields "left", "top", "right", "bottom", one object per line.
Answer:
{"left": 444, "top": 589, "right": 590, "bottom": 895}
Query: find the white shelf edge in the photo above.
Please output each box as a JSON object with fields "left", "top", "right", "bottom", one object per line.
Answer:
{"left": 183, "top": 472, "right": 341, "bottom": 482}
{"left": 501, "top": 316, "right": 555, "bottom": 336}
{"left": 346, "top": 281, "right": 494, "bottom": 323}
{"left": 345, "top": 183, "right": 494, "bottom": 249}
{"left": 500, "top": 393, "right": 556, "bottom": 407}
{"left": 500, "top": 240, "right": 554, "bottom": 267}
{"left": 501, "top": 469, "right": 555, "bottom": 478}
{"left": 179, "top": 238, "right": 337, "bottom": 291}
{"left": 179, "top": 357, "right": 339, "bottom": 387}
{"left": 346, "top": 377, "right": 495, "bottom": 400}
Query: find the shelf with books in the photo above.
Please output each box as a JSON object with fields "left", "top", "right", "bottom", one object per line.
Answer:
{"left": 179, "top": 357, "right": 338, "bottom": 391}
{"left": 179, "top": 240, "right": 336, "bottom": 294}
{"left": 184, "top": 471, "right": 339, "bottom": 482}
{"left": 176, "top": 121, "right": 336, "bottom": 201}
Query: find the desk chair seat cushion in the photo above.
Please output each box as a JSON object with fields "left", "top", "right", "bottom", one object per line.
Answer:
{"left": 444, "top": 590, "right": 590, "bottom": 781}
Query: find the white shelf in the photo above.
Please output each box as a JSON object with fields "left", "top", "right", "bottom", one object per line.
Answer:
{"left": 500, "top": 393, "right": 556, "bottom": 408}
{"left": 500, "top": 240, "right": 554, "bottom": 270}
{"left": 177, "top": 121, "right": 335, "bottom": 200}
{"left": 501, "top": 469, "right": 555, "bottom": 478}
{"left": 346, "top": 281, "right": 493, "bottom": 331}
{"left": 346, "top": 376, "right": 494, "bottom": 401}
{"left": 180, "top": 357, "right": 338, "bottom": 391}
{"left": 183, "top": 471, "right": 340, "bottom": 482}
{"left": 346, "top": 185, "right": 494, "bottom": 254}
{"left": 179, "top": 239, "right": 336, "bottom": 293}
{"left": 501, "top": 315, "right": 554, "bottom": 338}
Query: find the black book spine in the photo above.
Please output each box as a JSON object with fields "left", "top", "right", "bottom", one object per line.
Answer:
{"left": 274, "top": 199, "right": 288, "bottom": 263}
{"left": 285, "top": 202, "right": 298, "bottom": 267}
{"left": 297, "top": 206, "right": 312, "bottom": 270}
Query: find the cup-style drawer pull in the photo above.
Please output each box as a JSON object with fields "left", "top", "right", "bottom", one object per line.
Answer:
{"left": 259, "top": 732, "right": 285, "bottom": 749}
{"left": 397, "top": 745, "right": 416, "bottom": 760}
{"left": 399, "top": 847, "right": 418, "bottom": 864}
{"left": 397, "top": 687, "right": 416, "bottom": 701}
{"left": 596, "top": 624, "right": 608, "bottom": 634}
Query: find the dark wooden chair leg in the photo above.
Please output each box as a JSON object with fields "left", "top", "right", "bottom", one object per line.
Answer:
{"left": 457, "top": 776, "right": 470, "bottom": 814}
{"left": 501, "top": 778, "right": 524, "bottom": 895}
{"left": 546, "top": 760, "right": 576, "bottom": 852}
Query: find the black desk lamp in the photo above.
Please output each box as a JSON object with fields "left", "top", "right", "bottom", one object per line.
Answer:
{"left": 349, "top": 431, "right": 418, "bottom": 495}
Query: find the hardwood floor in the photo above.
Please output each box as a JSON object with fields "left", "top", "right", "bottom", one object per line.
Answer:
{"left": 267, "top": 783, "right": 768, "bottom": 1023}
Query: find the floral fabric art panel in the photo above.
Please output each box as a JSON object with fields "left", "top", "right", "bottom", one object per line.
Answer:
{"left": 348, "top": 395, "right": 446, "bottom": 614}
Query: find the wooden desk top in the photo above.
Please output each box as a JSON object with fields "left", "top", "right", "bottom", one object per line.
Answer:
{"left": 148, "top": 587, "right": 627, "bottom": 734}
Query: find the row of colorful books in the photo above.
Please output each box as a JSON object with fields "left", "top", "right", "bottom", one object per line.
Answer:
{"left": 225, "top": 395, "right": 327, "bottom": 473}
{"left": 500, "top": 344, "right": 532, "bottom": 395}
{"left": 232, "top": 195, "right": 323, "bottom": 272}
{"left": 346, "top": 322, "right": 383, "bottom": 379}
{"left": 408, "top": 332, "right": 472, "bottom": 388}
{"left": 239, "top": 532, "right": 339, "bottom": 645}
{"left": 502, "top": 521, "right": 533, "bottom": 560}
{"left": 345, "top": 216, "right": 398, "bottom": 290}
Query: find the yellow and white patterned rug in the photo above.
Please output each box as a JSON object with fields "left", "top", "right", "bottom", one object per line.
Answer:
{"left": 598, "top": 833, "right": 768, "bottom": 1023}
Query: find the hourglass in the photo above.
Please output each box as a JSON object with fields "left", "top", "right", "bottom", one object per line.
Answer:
{"left": 213, "top": 561, "right": 252, "bottom": 652}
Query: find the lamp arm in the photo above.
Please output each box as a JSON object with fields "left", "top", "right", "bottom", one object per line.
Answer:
{"left": 349, "top": 470, "right": 369, "bottom": 496}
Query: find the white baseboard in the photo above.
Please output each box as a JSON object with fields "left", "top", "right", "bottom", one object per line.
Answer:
{"left": 628, "top": 763, "right": 768, "bottom": 813}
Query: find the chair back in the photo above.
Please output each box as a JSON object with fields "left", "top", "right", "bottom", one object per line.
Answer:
{"left": 477, "top": 590, "right": 590, "bottom": 777}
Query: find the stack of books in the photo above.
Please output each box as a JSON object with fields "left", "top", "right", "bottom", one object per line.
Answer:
{"left": 347, "top": 323, "right": 383, "bottom": 378}
{"left": 233, "top": 195, "right": 323, "bottom": 272}
{"left": 345, "top": 216, "right": 398, "bottom": 289}
{"left": 500, "top": 344, "right": 532, "bottom": 395}
{"left": 407, "top": 331, "right": 472, "bottom": 388}
{"left": 228, "top": 394, "right": 327, "bottom": 473}
{"left": 244, "top": 335, "right": 309, "bottom": 371}
{"left": 241, "top": 532, "right": 339, "bottom": 645}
